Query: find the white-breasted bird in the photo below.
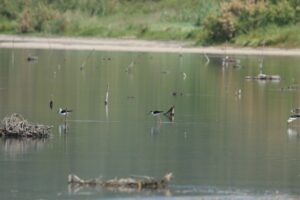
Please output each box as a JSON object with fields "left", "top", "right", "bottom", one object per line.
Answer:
{"left": 58, "top": 108, "right": 72, "bottom": 116}
{"left": 287, "top": 114, "right": 300, "bottom": 123}
{"left": 149, "top": 110, "right": 164, "bottom": 117}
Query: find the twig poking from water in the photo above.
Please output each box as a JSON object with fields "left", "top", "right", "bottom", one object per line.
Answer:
{"left": 125, "top": 61, "right": 134, "bottom": 73}
{"left": 259, "top": 40, "right": 266, "bottom": 74}
{"left": 0, "top": 113, "right": 51, "bottom": 138}
{"left": 80, "top": 49, "right": 95, "bottom": 70}
{"left": 105, "top": 83, "right": 109, "bottom": 105}
{"left": 204, "top": 53, "right": 210, "bottom": 65}
{"left": 49, "top": 100, "right": 53, "bottom": 110}
{"left": 12, "top": 38, "right": 15, "bottom": 66}
{"left": 182, "top": 72, "right": 187, "bottom": 80}
{"left": 47, "top": 38, "right": 53, "bottom": 65}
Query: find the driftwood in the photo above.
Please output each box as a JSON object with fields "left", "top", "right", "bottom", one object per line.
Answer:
{"left": 245, "top": 73, "right": 281, "bottom": 81}
{"left": 164, "top": 106, "right": 175, "bottom": 117}
{"left": 0, "top": 113, "right": 51, "bottom": 138}
{"left": 164, "top": 106, "right": 175, "bottom": 122}
{"left": 68, "top": 173, "right": 173, "bottom": 191}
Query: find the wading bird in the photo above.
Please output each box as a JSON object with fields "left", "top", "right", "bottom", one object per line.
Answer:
{"left": 58, "top": 108, "right": 72, "bottom": 122}
{"left": 149, "top": 110, "right": 164, "bottom": 117}
{"left": 287, "top": 114, "right": 300, "bottom": 123}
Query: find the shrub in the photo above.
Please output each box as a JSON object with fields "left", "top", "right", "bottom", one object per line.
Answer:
{"left": 266, "top": 0, "right": 296, "bottom": 25}
{"left": 202, "top": 0, "right": 299, "bottom": 44}
{"left": 0, "top": 0, "right": 23, "bottom": 20}
{"left": 16, "top": 3, "right": 68, "bottom": 34}
{"left": 202, "top": 9, "right": 236, "bottom": 43}
{"left": 17, "top": 8, "right": 33, "bottom": 33}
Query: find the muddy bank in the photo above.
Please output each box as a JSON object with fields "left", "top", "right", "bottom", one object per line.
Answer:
{"left": 1, "top": 35, "right": 300, "bottom": 56}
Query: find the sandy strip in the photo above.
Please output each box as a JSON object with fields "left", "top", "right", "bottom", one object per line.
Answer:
{"left": 0, "top": 35, "right": 300, "bottom": 56}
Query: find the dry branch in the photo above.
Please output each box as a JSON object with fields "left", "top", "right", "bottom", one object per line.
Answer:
{"left": 68, "top": 173, "right": 173, "bottom": 191}
{"left": 104, "top": 83, "right": 109, "bottom": 105}
{"left": 0, "top": 113, "right": 51, "bottom": 138}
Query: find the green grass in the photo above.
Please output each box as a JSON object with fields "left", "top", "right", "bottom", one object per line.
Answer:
{"left": 234, "top": 24, "right": 300, "bottom": 47}
{"left": 0, "top": 0, "right": 299, "bottom": 47}
{"left": 61, "top": 10, "right": 199, "bottom": 41}
{"left": 0, "top": 17, "right": 16, "bottom": 33}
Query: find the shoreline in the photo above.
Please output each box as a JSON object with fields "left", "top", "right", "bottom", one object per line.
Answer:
{"left": 1, "top": 35, "right": 300, "bottom": 56}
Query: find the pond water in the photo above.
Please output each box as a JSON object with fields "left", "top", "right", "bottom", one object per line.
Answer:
{"left": 0, "top": 48, "right": 300, "bottom": 200}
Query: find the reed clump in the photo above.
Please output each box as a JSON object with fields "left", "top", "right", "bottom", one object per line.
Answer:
{"left": 0, "top": 113, "right": 51, "bottom": 138}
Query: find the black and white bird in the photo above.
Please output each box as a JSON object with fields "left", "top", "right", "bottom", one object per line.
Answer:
{"left": 287, "top": 114, "right": 300, "bottom": 123}
{"left": 149, "top": 110, "right": 164, "bottom": 117}
{"left": 58, "top": 108, "right": 72, "bottom": 116}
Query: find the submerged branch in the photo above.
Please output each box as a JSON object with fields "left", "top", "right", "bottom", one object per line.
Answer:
{"left": 68, "top": 173, "right": 173, "bottom": 191}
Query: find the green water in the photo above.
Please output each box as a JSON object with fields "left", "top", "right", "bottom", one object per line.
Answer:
{"left": 0, "top": 48, "right": 300, "bottom": 199}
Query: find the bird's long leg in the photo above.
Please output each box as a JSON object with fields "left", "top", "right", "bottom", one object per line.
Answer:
{"left": 157, "top": 115, "right": 162, "bottom": 123}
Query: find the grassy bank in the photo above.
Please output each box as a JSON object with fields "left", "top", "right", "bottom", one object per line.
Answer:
{"left": 0, "top": 0, "right": 300, "bottom": 47}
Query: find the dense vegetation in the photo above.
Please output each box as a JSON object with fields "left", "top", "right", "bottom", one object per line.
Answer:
{"left": 0, "top": 0, "right": 299, "bottom": 47}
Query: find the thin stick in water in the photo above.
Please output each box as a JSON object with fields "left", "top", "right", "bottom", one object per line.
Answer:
{"left": 105, "top": 83, "right": 109, "bottom": 105}
{"left": 204, "top": 53, "right": 210, "bottom": 65}
{"left": 80, "top": 49, "right": 95, "bottom": 70}
{"left": 12, "top": 38, "right": 15, "bottom": 66}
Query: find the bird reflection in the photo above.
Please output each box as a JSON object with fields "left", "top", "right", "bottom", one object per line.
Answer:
{"left": 125, "top": 61, "right": 134, "bottom": 74}
{"left": 165, "top": 115, "right": 174, "bottom": 122}
{"left": 287, "top": 128, "right": 299, "bottom": 140}
{"left": 59, "top": 123, "right": 68, "bottom": 134}
{"left": 235, "top": 89, "right": 242, "bottom": 99}
{"left": 68, "top": 181, "right": 172, "bottom": 196}
{"left": 151, "top": 122, "right": 161, "bottom": 135}
{"left": 105, "top": 104, "right": 109, "bottom": 119}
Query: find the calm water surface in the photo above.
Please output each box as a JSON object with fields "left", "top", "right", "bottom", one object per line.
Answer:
{"left": 0, "top": 48, "right": 300, "bottom": 200}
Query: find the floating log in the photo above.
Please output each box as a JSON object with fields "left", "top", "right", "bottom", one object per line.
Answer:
{"left": 0, "top": 113, "right": 51, "bottom": 138}
{"left": 68, "top": 173, "right": 173, "bottom": 190}
{"left": 245, "top": 73, "right": 281, "bottom": 81}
